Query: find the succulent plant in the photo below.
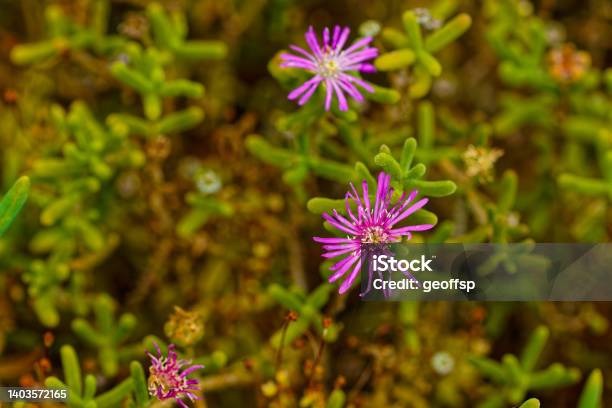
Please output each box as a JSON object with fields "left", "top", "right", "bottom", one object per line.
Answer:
{"left": 0, "top": 1, "right": 609, "bottom": 407}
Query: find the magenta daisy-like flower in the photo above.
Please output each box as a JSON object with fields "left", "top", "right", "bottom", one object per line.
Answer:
{"left": 280, "top": 25, "right": 378, "bottom": 111}
{"left": 314, "top": 172, "right": 434, "bottom": 294}
{"left": 146, "top": 343, "right": 204, "bottom": 408}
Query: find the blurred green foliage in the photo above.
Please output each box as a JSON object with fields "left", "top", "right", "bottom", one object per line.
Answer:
{"left": 0, "top": 0, "right": 610, "bottom": 407}
{"left": 0, "top": 176, "right": 29, "bottom": 236}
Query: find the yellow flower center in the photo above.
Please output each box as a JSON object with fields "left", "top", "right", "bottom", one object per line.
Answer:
{"left": 317, "top": 53, "right": 341, "bottom": 78}
{"left": 361, "top": 226, "right": 388, "bottom": 244}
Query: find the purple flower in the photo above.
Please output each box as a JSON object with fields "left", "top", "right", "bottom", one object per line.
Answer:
{"left": 147, "top": 343, "right": 204, "bottom": 408}
{"left": 280, "top": 26, "right": 378, "bottom": 111}
{"left": 314, "top": 172, "right": 434, "bottom": 294}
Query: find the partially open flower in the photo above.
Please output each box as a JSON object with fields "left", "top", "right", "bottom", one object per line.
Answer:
{"left": 147, "top": 343, "right": 204, "bottom": 408}
{"left": 413, "top": 8, "right": 442, "bottom": 30}
{"left": 280, "top": 26, "right": 378, "bottom": 111}
{"left": 164, "top": 306, "right": 205, "bottom": 347}
{"left": 547, "top": 43, "right": 591, "bottom": 83}
{"left": 462, "top": 145, "right": 503, "bottom": 184}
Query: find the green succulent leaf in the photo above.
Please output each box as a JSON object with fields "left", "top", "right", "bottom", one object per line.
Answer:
{"left": 0, "top": 176, "right": 30, "bottom": 236}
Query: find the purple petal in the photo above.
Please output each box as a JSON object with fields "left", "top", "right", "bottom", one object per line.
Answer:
{"left": 360, "top": 255, "right": 385, "bottom": 297}
{"left": 328, "top": 254, "right": 359, "bottom": 282}
{"left": 330, "top": 252, "right": 360, "bottom": 271}
{"left": 331, "top": 80, "right": 348, "bottom": 111}
{"left": 345, "top": 192, "right": 359, "bottom": 223}
{"left": 361, "top": 180, "right": 370, "bottom": 214}
{"left": 331, "top": 25, "right": 342, "bottom": 48}
{"left": 359, "top": 63, "right": 377, "bottom": 73}
{"left": 180, "top": 364, "right": 204, "bottom": 377}
{"left": 339, "top": 258, "right": 362, "bottom": 294}
{"left": 322, "top": 246, "right": 358, "bottom": 258}
{"left": 340, "top": 74, "right": 375, "bottom": 93}
{"left": 331, "top": 209, "right": 361, "bottom": 233}
{"left": 289, "top": 44, "right": 315, "bottom": 59}
{"left": 298, "top": 80, "right": 321, "bottom": 105}
{"left": 280, "top": 54, "right": 317, "bottom": 70}
{"left": 279, "top": 53, "right": 313, "bottom": 64}
{"left": 337, "top": 78, "right": 364, "bottom": 102}
{"left": 385, "top": 190, "right": 418, "bottom": 225}
{"left": 324, "top": 80, "right": 333, "bottom": 111}
{"left": 323, "top": 27, "right": 330, "bottom": 49}
{"left": 185, "top": 392, "right": 200, "bottom": 400}
{"left": 288, "top": 76, "right": 322, "bottom": 100}
{"left": 373, "top": 172, "right": 388, "bottom": 221}
{"left": 348, "top": 182, "right": 364, "bottom": 210}
{"left": 343, "top": 48, "right": 379, "bottom": 66}
{"left": 389, "top": 224, "right": 434, "bottom": 234}
{"left": 322, "top": 213, "right": 358, "bottom": 235}
{"left": 322, "top": 242, "right": 359, "bottom": 250}
{"left": 313, "top": 237, "right": 355, "bottom": 243}
{"left": 344, "top": 37, "right": 373, "bottom": 54}
{"left": 335, "top": 27, "right": 351, "bottom": 51}
{"left": 387, "top": 198, "right": 429, "bottom": 226}
{"left": 305, "top": 26, "right": 322, "bottom": 57}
